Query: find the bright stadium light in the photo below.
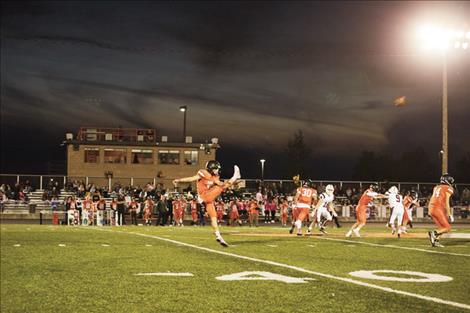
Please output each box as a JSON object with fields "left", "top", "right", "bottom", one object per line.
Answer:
{"left": 416, "top": 24, "right": 469, "bottom": 174}
{"left": 416, "top": 25, "right": 470, "bottom": 52}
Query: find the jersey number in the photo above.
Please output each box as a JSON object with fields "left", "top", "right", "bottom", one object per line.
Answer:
{"left": 302, "top": 189, "right": 312, "bottom": 197}
{"left": 432, "top": 187, "right": 441, "bottom": 198}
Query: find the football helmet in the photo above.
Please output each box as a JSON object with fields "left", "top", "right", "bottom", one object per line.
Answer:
{"left": 388, "top": 186, "right": 398, "bottom": 194}
{"left": 369, "top": 183, "right": 379, "bottom": 192}
{"left": 302, "top": 179, "right": 313, "bottom": 188}
{"left": 325, "top": 184, "right": 334, "bottom": 195}
{"left": 440, "top": 173, "right": 454, "bottom": 186}
{"left": 206, "top": 160, "right": 221, "bottom": 174}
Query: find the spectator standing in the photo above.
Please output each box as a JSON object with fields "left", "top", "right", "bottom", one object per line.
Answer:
{"left": 156, "top": 194, "right": 168, "bottom": 226}
{"left": 129, "top": 198, "right": 138, "bottom": 226}
{"left": 249, "top": 199, "right": 259, "bottom": 227}
{"left": 116, "top": 194, "right": 126, "bottom": 226}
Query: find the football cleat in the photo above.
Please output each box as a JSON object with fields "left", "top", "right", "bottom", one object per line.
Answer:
{"left": 319, "top": 227, "right": 328, "bottom": 234}
{"left": 346, "top": 230, "right": 352, "bottom": 238}
{"left": 428, "top": 231, "right": 436, "bottom": 246}
{"left": 216, "top": 237, "right": 229, "bottom": 247}
{"left": 434, "top": 241, "right": 444, "bottom": 248}
{"left": 353, "top": 229, "right": 361, "bottom": 237}
{"left": 297, "top": 233, "right": 303, "bottom": 237}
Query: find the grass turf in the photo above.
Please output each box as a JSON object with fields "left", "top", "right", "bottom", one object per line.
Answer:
{"left": 1, "top": 224, "right": 469, "bottom": 313}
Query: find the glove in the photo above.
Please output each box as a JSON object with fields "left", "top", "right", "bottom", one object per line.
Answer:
{"left": 449, "top": 215, "right": 454, "bottom": 223}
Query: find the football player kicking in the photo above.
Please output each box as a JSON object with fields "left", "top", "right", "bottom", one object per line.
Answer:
{"left": 428, "top": 174, "right": 455, "bottom": 248}
{"left": 173, "top": 161, "right": 240, "bottom": 247}
{"left": 307, "top": 184, "right": 335, "bottom": 235}
{"left": 289, "top": 180, "right": 317, "bottom": 236}
{"left": 385, "top": 186, "right": 405, "bottom": 238}
{"left": 346, "top": 183, "right": 387, "bottom": 238}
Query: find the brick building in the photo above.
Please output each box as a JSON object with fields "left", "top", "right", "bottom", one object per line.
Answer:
{"left": 65, "top": 127, "right": 219, "bottom": 189}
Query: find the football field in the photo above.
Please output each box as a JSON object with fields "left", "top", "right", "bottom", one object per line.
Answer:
{"left": 1, "top": 224, "right": 469, "bottom": 313}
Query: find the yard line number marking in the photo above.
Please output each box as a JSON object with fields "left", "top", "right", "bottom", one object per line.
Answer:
{"left": 315, "top": 237, "right": 470, "bottom": 257}
{"left": 89, "top": 228, "right": 470, "bottom": 311}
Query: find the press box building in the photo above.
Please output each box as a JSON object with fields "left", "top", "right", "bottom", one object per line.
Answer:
{"left": 65, "top": 127, "right": 219, "bottom": 189}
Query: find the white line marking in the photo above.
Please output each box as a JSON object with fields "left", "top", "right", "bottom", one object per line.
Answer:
{"left": 90, "top": 228, "right": 470, "bottom": 310}
{"left": 307, "top": 245, "right": 316, "bottom": 247}
{"left": 59, "top": 244, "right": 66, "bottom": 247}
{"left": 349, "top": 270, "right": 453, "bottom": 283}
{"left": 135, "top": 272, "right": 194, "bottom": 276}
{"left": 266, "top": 245, "right": 278, "bottom": 248}
{"left": 314, "top": 237, "right": 470, "bottom": 257}
{"left": 101, "top": 244, "right": 110, "bottom": 247}
{"left": 443, "top": 233, "right": 470, "bottom": 239}
{"left": 13, "top": 244, "right": 21, "bottom": 247}
{"left": 145, "top": 244, "right": 152, "bottom": 247}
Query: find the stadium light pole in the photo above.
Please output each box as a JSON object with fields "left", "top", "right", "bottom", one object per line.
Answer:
{"left": 416, "top": 26, "right": 469, "bottom": 175}
{"left": 179, "top": 105, "right": 187, "bottom": 142}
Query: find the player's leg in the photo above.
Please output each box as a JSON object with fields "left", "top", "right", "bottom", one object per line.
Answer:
{"left": 307, "top": 208, "right": 318, "bottom": 235}
{"left": 289, "top": 208, "right": 299, "bottom": 234}
{"left": 388, "top": 207, "right": 397, "bottom": 234}
{"left": 206, "top": 202, "right": 228, "bottom": 247}
{"left": 295, "top": 209, "right": 307, "bottom": 236}
{"left": 396, "top": 207, "right": 404, "bottom": 237}
{"left": 319, "top": 210, "right": 333, "bottom": 234}
{"left": 433, "top": 209, "right": 451, "bottom": 244}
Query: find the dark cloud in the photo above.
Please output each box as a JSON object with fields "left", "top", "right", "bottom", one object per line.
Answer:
{"left": 1, "top": 1, "right": 470, "bottom": 178}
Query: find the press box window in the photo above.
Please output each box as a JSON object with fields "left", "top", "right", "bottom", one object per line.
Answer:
{"left": 104, "top": 149, "right": 127, "bottom": 164}
{"left": 184, "top": 151, "right": 198, "bottom": 165}
{"left": 84, "top": 148, "right": 100, "bottom": 163}
{"left": 132, "top": 149, "right": 153, "bottom": 164}
{"left": 158, "top": 150, "right": 180, "bottom": 164}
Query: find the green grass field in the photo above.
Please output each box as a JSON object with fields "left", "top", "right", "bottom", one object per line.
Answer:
{"left": 1, "top": 224, "right": 469, "bottom": 313}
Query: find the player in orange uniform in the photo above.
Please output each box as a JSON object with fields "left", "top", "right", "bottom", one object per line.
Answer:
{"left": 289, "top": 180, "right": 317, "bottom": 236}
{"left": 428, "top": 174, "right": 455, "bottom": 247}
{"left": 280, "top": 198, "right": 289, "bottom": 227}
{"left": 346, "top": 183, "right": 386, "bottom": 237}
{"left": 216, "top": 200, "right": 225, "bottom": 225}
{"left": 144, "top": 197, "right": 154, "bottom": 226}
{"left": 172, "top": 196, "right": 185, "bottom": 227}
{"left": 190, "top": 198, "right": 198, "bottom": 226}
{"left": 402, "top": 190, "right": 419, "bottom": 232}
{"left": 173, "top": 160, "right": 241, "bottom": 246}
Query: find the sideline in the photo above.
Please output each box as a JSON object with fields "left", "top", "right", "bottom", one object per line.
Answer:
{"left": 88, "top": 228, "right": 470, "bottom": 311}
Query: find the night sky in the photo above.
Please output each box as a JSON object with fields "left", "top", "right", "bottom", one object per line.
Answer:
{"left": 1, "top": 1, "right": 469, "bottom": 180}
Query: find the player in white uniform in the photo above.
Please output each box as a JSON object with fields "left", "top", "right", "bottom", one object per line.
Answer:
{"left": 386, "top": 186, "right": 405, "bottom": 237}
{"left": 307, "top": 184, "right": 334, "bottom": 235}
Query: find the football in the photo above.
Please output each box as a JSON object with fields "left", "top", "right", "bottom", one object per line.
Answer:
{"left": 394, "top": 96, "right": 407, "bottom": 107}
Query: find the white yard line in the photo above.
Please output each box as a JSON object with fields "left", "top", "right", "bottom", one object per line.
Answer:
{"left": 89, "top": 228, "right": 470, "bottom": 311}
{"left": 135, "top": 272, "right": 193, "bottom": 276}
{"left": 314, "top": 237, "right": 470, "bottom": 257}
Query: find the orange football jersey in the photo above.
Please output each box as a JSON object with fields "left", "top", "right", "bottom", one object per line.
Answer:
{"left": 429, "top": 184, "right": 453, "bottom": 209}
{"left": 197, "top": 169, "right": 219, "bottom": 195}
{"left": 296, "top": 187, "right": 317, "bottom": 205}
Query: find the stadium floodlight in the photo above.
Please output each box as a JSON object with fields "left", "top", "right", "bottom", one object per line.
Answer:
{"left": 179, "top": 106, "right": 187, "bottom": 142}
{"left": 260, "top": 159, "right": 266, "bottom": 182}
{"left": 417, "top": 25, "right": 469, "bottom": 51}
{"left": 416, "top": 24, "right": 469, "bottom": 174}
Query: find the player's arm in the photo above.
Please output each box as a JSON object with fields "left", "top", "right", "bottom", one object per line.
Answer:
{"left": 173, "top": 174, "right": 200, "bottom": 185}
{"left": 314, "top": 197, "right": 324, "bottom": 210}
{"left": 445, "top": 192, "right": 453, "bottom": 222}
